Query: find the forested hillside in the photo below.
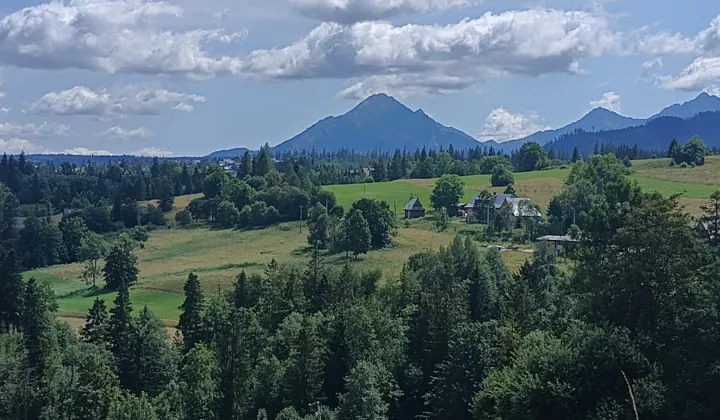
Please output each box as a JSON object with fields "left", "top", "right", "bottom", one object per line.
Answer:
{"left": 2, "top": 155, "right": 720, "bottom": 419}
{"left": 546, "top": 111, "right": 720, "bottom": 156}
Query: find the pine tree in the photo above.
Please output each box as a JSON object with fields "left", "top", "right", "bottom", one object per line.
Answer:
{"left": 571, "top": 146, "right": 581, "bottom": 163}
{"left": 67, "top": 343, "right": 120, "bottom": 420}
{"left": 240, "top": 151, "right": 253, "bottom": 179}
{"left": 424, "top": 322, "right": 502, "bottom": 420}
{"left": 103, "top": 242, "right": 139, "bottom": 290}
{"left": 276, "top": 313, "right": 328, "bottom": 413}
{"left": 107, "top": 392, "right": 158, "bottom": 420}
{"left": 179, "top": 272, "right": 205, "bottom": 352}
{"left": 668, "top": 138, "right": 681, "bottom": 159}
{"left": 109, "top": 283, "right": 135, "bottom": 391}
{"left": 344, "top": 210, "right": 371, "bottom": 259}
{"left": 0, "top": 249, "right": 24, "bottom": 332}
{"left": 82, "top": 298, "right": 110, "bottom": 345}
{"left": 21, "top": 278, "right": 58, "bottom": 419}
{"left": 181, "top": 344, "right": 220, "bottom": 420}
{"left": 133, "top": 307, "right": 176, "bottom": 397}
{"left": 338, "top": 361, "right": 389, "bottom": 420}
{"left": 233, "top": 270, "right": 262, "bottom": 309}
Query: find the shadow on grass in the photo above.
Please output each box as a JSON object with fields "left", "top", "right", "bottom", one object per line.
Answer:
{"left": 57, "top": 285, "right": 114, "bottom": 300}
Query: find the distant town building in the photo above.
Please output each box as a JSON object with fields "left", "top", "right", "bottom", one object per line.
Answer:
{"left": 403, "top": 198, "right": 426, "bottom": 219}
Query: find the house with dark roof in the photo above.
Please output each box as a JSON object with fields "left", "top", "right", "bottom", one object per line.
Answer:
{"left": 501, "top": 197, "right": 542, "bottom": 218}
{"left": 404, "top": 198, "right": 425, "bottom": 219}
{"left": 463, "top": 193, "right": 540, "bottom": 223}
{"left": 537, "top": 235, "right": 578, "bottom": 253}
{"left": 696, "top": 217, "right": 720, "bottom": 240}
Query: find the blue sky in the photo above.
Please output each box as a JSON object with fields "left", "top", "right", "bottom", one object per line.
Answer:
{"left": 0, "top": 0, "right": 718, "bottom": 156}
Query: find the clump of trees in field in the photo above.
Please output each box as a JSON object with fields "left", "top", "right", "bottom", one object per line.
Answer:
{"left": 186, "top": 149, "right": 337, "bottom": 230}
{"left": 669, "top": 136, "right": 707, "bottom": 166}
{"left": 306, "top": 197, "right": 397, "bottom": 259}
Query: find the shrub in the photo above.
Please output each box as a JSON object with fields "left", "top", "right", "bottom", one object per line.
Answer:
{"left": 175, "top": 209, "right": 192, "bottom": 226}
{"left": 216, "top": 200, "right": 239, "bottom": 228}
{"left": 491, "top": 166, "right": 514, "bottom": 187}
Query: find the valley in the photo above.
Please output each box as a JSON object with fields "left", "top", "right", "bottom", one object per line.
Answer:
{"left": 29, "top": 157, "right": 720, "bottom": 325}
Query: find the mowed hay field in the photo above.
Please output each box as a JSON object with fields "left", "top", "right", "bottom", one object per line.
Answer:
{"left": 327, "top": 157, "right": 720, "bottom": 217}
{"left": 30, "top": 209, "right": 515, "bottom": 325}
{"left": 326, "top": 169, "right": 570, "bottom": 216}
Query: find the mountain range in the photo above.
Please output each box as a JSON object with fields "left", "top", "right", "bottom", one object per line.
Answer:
{"left": 208, "top": 92, "right": 720, "bottom": 158}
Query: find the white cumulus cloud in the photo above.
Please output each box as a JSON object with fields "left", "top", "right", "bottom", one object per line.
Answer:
{"left": 59, "top": 147, "right": 114, "bottom": 156}
{"left": 28, "top": 86, "right": 205, "bottom": 118}
{"left": 590, "top": 91, "right": 622, "bottom": 112}
{"left": 99, "top": 126, "right": 155, "bottom": 139}
{"left": 241, "top": 9, "right": 619, "bottom": 98}
{"left": 0, "top": 138, "right": 49, "bottom": 154}
{"left": 289, "top": 0, "right": 476, "bottom": 23}
{"left": 637, "top": 16, "right": 720, "bottom": 92}
{"left": 477, "top": 108, "right": 549, "bottom": 142}
{"left": 0, "top": 0, "right": 246, "bottom": 78}
{"left": 130, "top": 147, "right": 173, "bottom": 157}
{"left": 0, "top": 122, "right": 71, "bottom": 137}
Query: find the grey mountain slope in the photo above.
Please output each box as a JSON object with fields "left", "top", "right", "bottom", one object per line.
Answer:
{"left": 272, "top": 93, "right": 480, "bottom": 152}
{"left": 206, "top": 147, "right": 250, "bottom": 158}
{"left": 488, "top": 93, "right": 720, "bottom": 152}
{"left": 652, "top": 92, "right": 720, "bottom": 119}
{"left": 487, "top": 107, "right": 645, "bottom": 152}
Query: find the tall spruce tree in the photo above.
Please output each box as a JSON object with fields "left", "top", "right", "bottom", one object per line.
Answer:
{"left": 0, "top": 249, "right": 24, "bottom": 332}
{"left": 109, "top": 283, "right": 135, "bottom": 391}
{"left": 82, "top": 298, "right": 110, "bottom": 345}
{"left": 181, "top": 344, "right": 220, "bottom": 420}
{"left": 21, "top": 278, "right": 59, "bottom": 419}
{"left": 179, "top": 272, "right": 205, "bottom": 352}
{"left": 133, "top": 307, "right": 176, "bottom": 397}
{"left": 103, "top": 242, "right": 139, "bottom": 290}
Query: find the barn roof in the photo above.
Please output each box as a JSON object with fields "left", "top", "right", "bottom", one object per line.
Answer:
{"left": 404, "top": 198, "right": 423, "bottom": 211}
{"left": 466, "top": 193, "right": 516, "bottom": 209}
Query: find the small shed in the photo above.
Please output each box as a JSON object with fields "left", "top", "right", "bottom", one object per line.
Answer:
{"left": 536, "top": 235, "right": 577, "bottom": 253}
{"left": 404, "top": 198, "right": 425, "bottom": 219}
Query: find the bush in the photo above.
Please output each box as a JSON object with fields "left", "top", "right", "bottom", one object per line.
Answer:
{"left": 216, "top": 200, "right": 239, "bottom": 228}
{"left": 491, "top": 166, "right": 514, "bottom": 187}
{"left": 175, "top": 209, "right": 192, "bottom": 226}
{"left": 239, "top": 202, "right": 279, "bottom": 227}
{"left": 679, "top": 162, "right": 689, "bottom": 168}
{"left": 141, "top": 204, "right": 166, "bottom": 226}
